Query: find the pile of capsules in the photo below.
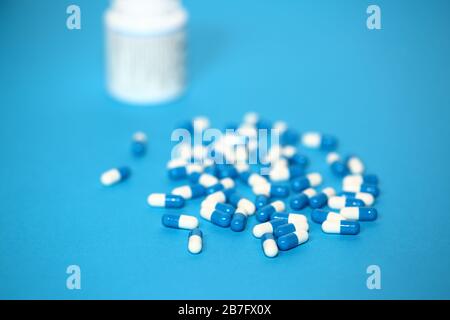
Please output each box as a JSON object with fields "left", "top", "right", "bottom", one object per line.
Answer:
{"left": 100, "top": 112, "right": 380, "bottom": 258}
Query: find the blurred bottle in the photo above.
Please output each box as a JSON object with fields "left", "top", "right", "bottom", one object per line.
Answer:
{"left": 104, "top": 0, "right": 188, "bottom": 105}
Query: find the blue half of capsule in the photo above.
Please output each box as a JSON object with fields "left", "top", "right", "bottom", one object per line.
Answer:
{"left": 280, "top": 129, "right": 299, "bottom": 146}
{"left": 238, "top": 171, "right": 251, "bottom": 184}
{"left": 291, "top": 176, "right": 310, "bottom": 192}
{"left": 311, "top": 209, "right": 333, "bottom": 224}
{"left": 256, "top": 204, "right": 278, "bottom": 222}
{"left": 165, "top": 195, "right": 185, "bottom": 208}
{"left": 340, "top": 220, "right": 360, "bottom": 235}
{"left": 290, "top": 193, "right": 309, "bottom": 210}
{"left": 276, "top": 232, "right": 303, "bottom": 251}
{"left": 330, "top": 161, "right": 349, "bottom": 177}
{"left": 168, "top": 166, "right": 187, "bottom": 180}
{"left": 360, "top": 184, "right": 380, "bottom": 197}
{"left": 212, "top": 202, "right": 235, "bottom": 215}
{"left": 270, "top": 184, "right": 290, "bottom": 198}
{"left": 362, "top": 174, "right": 379, "bottom": 185}
{"left": 255, "top": 195, "right": 270, "bottom": 209}
{"left": 118, "top": 167, "right": 131, "bottom": 180}
{"left": 211, "top": 210, "right": 232, "bottom": 228}
{"left": 230, "top": 212, "right": 247, "bottom": 232}
{"left": 358, "top": 207, "right": 378, "bottom": 221}
{"left": 309, "top": 193, "right": 328, "bottom": 209}
{"left": 205, "top": 183, "right": 224, "bottom": 195}
{"left": 345, "top": 198, "right": 365, "bottom": 207}
{"left": 131, "top": 141, "right": 146, "bottom": 157}
{"left": 321, "top": 134, "right": 338, "bottom": 151}
{"left": 189, "top": 228, "right": 202, "bottom": 237}
{"left": 288, "top": 165, "right": 304, "bottom": 180}
{"left": 273, "top": 223, "right": 300, "bottom": 238}
{"left": 216, "top": 164, "right": 238, "bottom": 179}
{"left": 288, "top": 154, "right": 308, "bottom": 167}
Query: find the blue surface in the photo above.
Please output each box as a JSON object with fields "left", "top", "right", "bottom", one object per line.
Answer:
{"left": 1, "top": 0, "right": 450, "bottom": 299}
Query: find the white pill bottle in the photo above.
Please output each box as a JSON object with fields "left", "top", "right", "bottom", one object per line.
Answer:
{"left": 104, "top": 0, "right": 188, "bottom": 105}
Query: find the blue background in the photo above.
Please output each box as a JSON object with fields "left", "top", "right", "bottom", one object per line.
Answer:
{"left": 1, "top": 0, "right": 449, "bottom": 299}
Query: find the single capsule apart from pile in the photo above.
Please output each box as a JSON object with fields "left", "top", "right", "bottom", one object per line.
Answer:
{"left": 340, "top": 207, "right": 378, "bottom": 221}
{"left": 188, "top": 228, "right": 203, "bottom": 254}
{"left": 326, "top": 152, "right": 348, "bottom": 177}
{"left": 131, "top": 131, "right": 147, "bottom": 157}
{"left": 322, "top": 219, "right": 360, "bottom": 235}
{"left": 162, "top": 214, "right": 199, "bottom": 230}
{"left": 100, "top": 167, "right": 131, "bottom": 186}
{"left": 301, "top": 132, "right": 337, "bottom": 150}
{"left": 261, "top": 233, "right": 278, "bottom": 258}
{"left": 147, "top": 193, "right": 185, "bottom": 208}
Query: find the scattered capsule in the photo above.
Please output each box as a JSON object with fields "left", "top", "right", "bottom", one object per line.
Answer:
{"left": 200, "top": 207, "right": 232, "bottom": 227}
{"left": 311, "top": 209, "right": 345, "bottom": 224}
{"left": 201, "top": 201, "right": 235, "bottom": 215}
{"left": 339, "top": 191, "right": 375, "bottom": 206}
{"left": 240, "top": 171, "right": 268, "bottom": 187}
{"left": 301, "top": 132, "right": 337, "bottom": 150}
{"left": 227, "top": 193, "right": 256, "bottom": 215}
{"left": 256, "top": 200, "right": 285, "bottom": 222}
{"left": 255, "top": 195, "right": 270, "bottom": 209}
{"left": 290, "top": 188, "right": 317, "bottom": 210}
{"left": 269, "top": 164, "right": 304, "bottom": 182}
{"left": 230, "top": 208, "right": 248, "bottom": 232}
{"left": 322, "top": 219, "right": 360, "bottom": 235}
{"left": 189, "top": 172, "right": 219, "bottom": 187}
{"left": 188, "top": 228, "right": 203, "bottom": 254}
{"left": 261, "top": 233, "right": 278, "bottom": 258}
{"left": 309, "top": 187, "right": 336, "bottom": 209}
{"left": 345, "top": 155, "right": 365, "bottom": 175}
{"left": 274, "top": 222, "right": 309, "bottom": 238}
{"left": 167, "top": 159, "right": 203, "bottom": 180}
{"left": 204, "top": 189, "right": 235, "bottom": 204}
{"left": 328, "top": 196, "right": 365, "bottom": 209}
{"left": 340, "top": 207, "right": 378, "bottom": 221}
{"left": 343, "top": 183, "right": 380, "bottom": 197}
{"left": 131, "top": 131, "right": 147, "bottom": 157}
{"left": 273, "top": 121, "right": 300, "bottom": 146}
{"left": 277, "top": 230, "right": 309, "bottom": 251}
{"left": 205, "top": 178, "right": 235, "bottom": 195}
{"left": 161, "top": 214, "right": 198, "bottom": 230}
{"left": 147, "top": 193, "right": 185, "bottom": 208}
{"left": 291, "top": 173, "right": 322, "bottom": 192}
{"left": 343, "top": 174, "right": 379, "bottom": 186}
{"left": 282, "top": 146, "right": 308, "bottom": 167}
{"left": 100, "top": 167, "right": 131, "bottom": 186}
{"left": 253, "top": 219, "right": 289, "bottom": 238}
{"left": 326, "top": 152, "right": 348, "bottom": 177}
{"left": 252, "top": 183, "right": 289, "bottom": 198}
{"left": 171, "top": 184, "right": 206, "bottom": 200}
{"left": 270, "top": 212, "right": 308, "bottom": 227}
{"left": 215, "top": 164, "right": 239, "bottom": 179}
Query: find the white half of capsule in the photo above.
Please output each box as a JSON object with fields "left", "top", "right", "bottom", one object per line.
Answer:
{"left": 178, "top": 215, "right": 199, "bottom": 229}
{"left": 347, "top": 157, "right": 364, "bottom": 175}
{"left": 269, "top": 166, "right": 290, "bottom": 182}
{"left": 252, "top": 183, "right": 271, "bottom": 196}
{"left": 287, "top": 214, "right": 308, "bottom": 227}
{"left": 192, "top": 116, "right": 210, "bottom": 132}
{"left": 322, "top": 187, "right": 336, "bottom": 198}
{"left": 343, "top": 175, "right": 364, "bottom": 187}
{"left": 303, "top": 188, "right": 317, "bottom": 198}
{"left": 186, "top": 164, "right": 204, "bottom": 175}
{"left": 200, "top": 207, "right": 214, "bottom": 221}
{"left": 272, "top": 200, "right": 285, "bottom": 212}
{"left": 219, "top": 178, "right": 235, "bottom": 189}
{"left": 326, "top": 152, "right": 340, "bottom": 164}
{"left": 301, "top": 132, "right": 321, "bottom": 148}
{"left": 235, "top": 162, "right": 249, "bottom": 173}
{"left": 322, "top": 219, "right": 342, "bottom": 234}
{"left": 237, "top": 198, "right": 256, "bottom": 215}
{"left": 253, "top": 222, "right": 275, "bottom": 238}
{"left": 340, "top": 207, "right": 360, "bottom": 220}
{"left": 307, "top": 173, "right": 323, "bottom": 186}
{"left": 262, "top": 238, "right": 278, "bottom": 258}
{"left": 293, "top": 230, "right": 309, "bottom": 244}
{"left": 205, "top": 191, "right": 227, "bottom": 204}
{"left": 272, "top": 121, "right": 288, "bottom": 134}
{"left": 326, "top": 212, "right": 346, "bottom": 222}
{"left": 188, "top": 234, "right": 202, "bottom": 254}
{"left": 243, "top": 112, "right": 259, "bottom": 125}
{"left": 100, "top": 168, "right": 122, "bottom": 186}
{"left": 328, "top": 196, "right": 347, "bottom": 209}
{"left": 147, "top": 193, "right": 166, "bottom": 207}
{"left": 282, "top": 145, "right": 297, "bottom": 158}
{"left": 133, "top": 131, "right": 147, "bottom": 143}
{"left": 172, "top": 185, "right": 193, "bottom": 199}
{"left": 353, "top": 192, "right": 374, "bottom": 206}
{"left": 248, "top": 173, "right": 268, "bottom": 187}
{"left": 342, "top": 184, "right": 361, "bottom": 193}
{"left": 198, "top": 174, "right": 219, "bottom": 187}
{"left": 167, "top": 158, "right": 188, "bottom": 169}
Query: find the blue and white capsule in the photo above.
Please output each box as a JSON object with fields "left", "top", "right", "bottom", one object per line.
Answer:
{"left": 200, "top": 206, "right": 232, "bottom": 228}
{"left": 203, "top": 189, "right": 235, "bottom": 205}
{"left": 161, "top": 214, "right": 199, "bottom": 230}
{"left": 276, "top": 230, "right": 309, "bottom": 251}
{"left": 291, "top": 173, "right": 322, "bottom": 192}
{"left": 343, "top": 174, "right": 379, "bottom": 186}
{"left": 227, "top": 193, "right": 256, "bottom": 215}
{"left": 345, "top": 155, "right": 365, "bottom": 175}
{"left": 270, "top": 213, "right": 308, "bottom": 231}
{"left": 215, "top": 164, "right": 239, "bottom": 179}
{"left": 290, "top": 188, "right": 317, "bottom": 210}
{"left": 301, "top": 132, "right": 337, "bottom": 151}
{"left": 189, "top": 172, "right": 220, "bottom": 188}
{"left": 201, "top": 201, "right": 236, "bottom": 215}
{"left": 274, "top": 222, "right": 309, "bottom": 238}
{"left": 326, "top": 152, "right": 349, "bottom": 177}
{"left": 339, "top": 191, "right": 375, "bottom": 206}
{"left": 167, "top": 159, "right": 203, "bottom": 180}
{"left": 147, "top": 193, "right": 185, "bottom": 208}
{"left": 100, "top": 166, "right": 131, "bottom": 186}
{"left": 205, "top": 178, "right": 235, "bottom": 195}
{"left": 340, "top": 207, "right": 378, "bottom": 221}
{"left": 322, "top": 219, "right": 360, "bottom": 235}
{"left": 281, "top": 146, "right": 308, "bottom": 167}
{"left": 252, "top": 219, "right": 289, "bottom": 238}
{"left": 255, "top": 195, "right": 270, "bottom": 209}
{"left": 327, "top": 196, "right": 365, "bottom": 209}
{"left": 230, "top": 208, "right": 248, "bottom": 232}
{"left": 240, "top": 171, "right": 268, "bottom": 187}
{"left": 252, "top": 183, "right": 289, "bottom": 198}
{"left": 188, "top": 228, "right": 203, "bottom": 254}
{"left": 171, "top": 184, "right": 206, "bottom": 200}
{"left": 131, "top": 131, "right": 147, "bottom": 157}
{"left": 273, "top": 121, "right": 300, "bottom": 146}
{"left": 311, "top": 209, "right": 346, "bottom": 224}
{"left": 256, "top": 200, "right": 285, "bottom": 222}
{"left": 269, "top": 163, "right": 304, "bottom": 182}
{"left": 261, "top": 233, "right": 278, "bottom": 258}
{"left": 309, "top": 187, "right": 336, "bottom": 209}
{"left": 343, "top": 183, "right": 380, "bottom": 197}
